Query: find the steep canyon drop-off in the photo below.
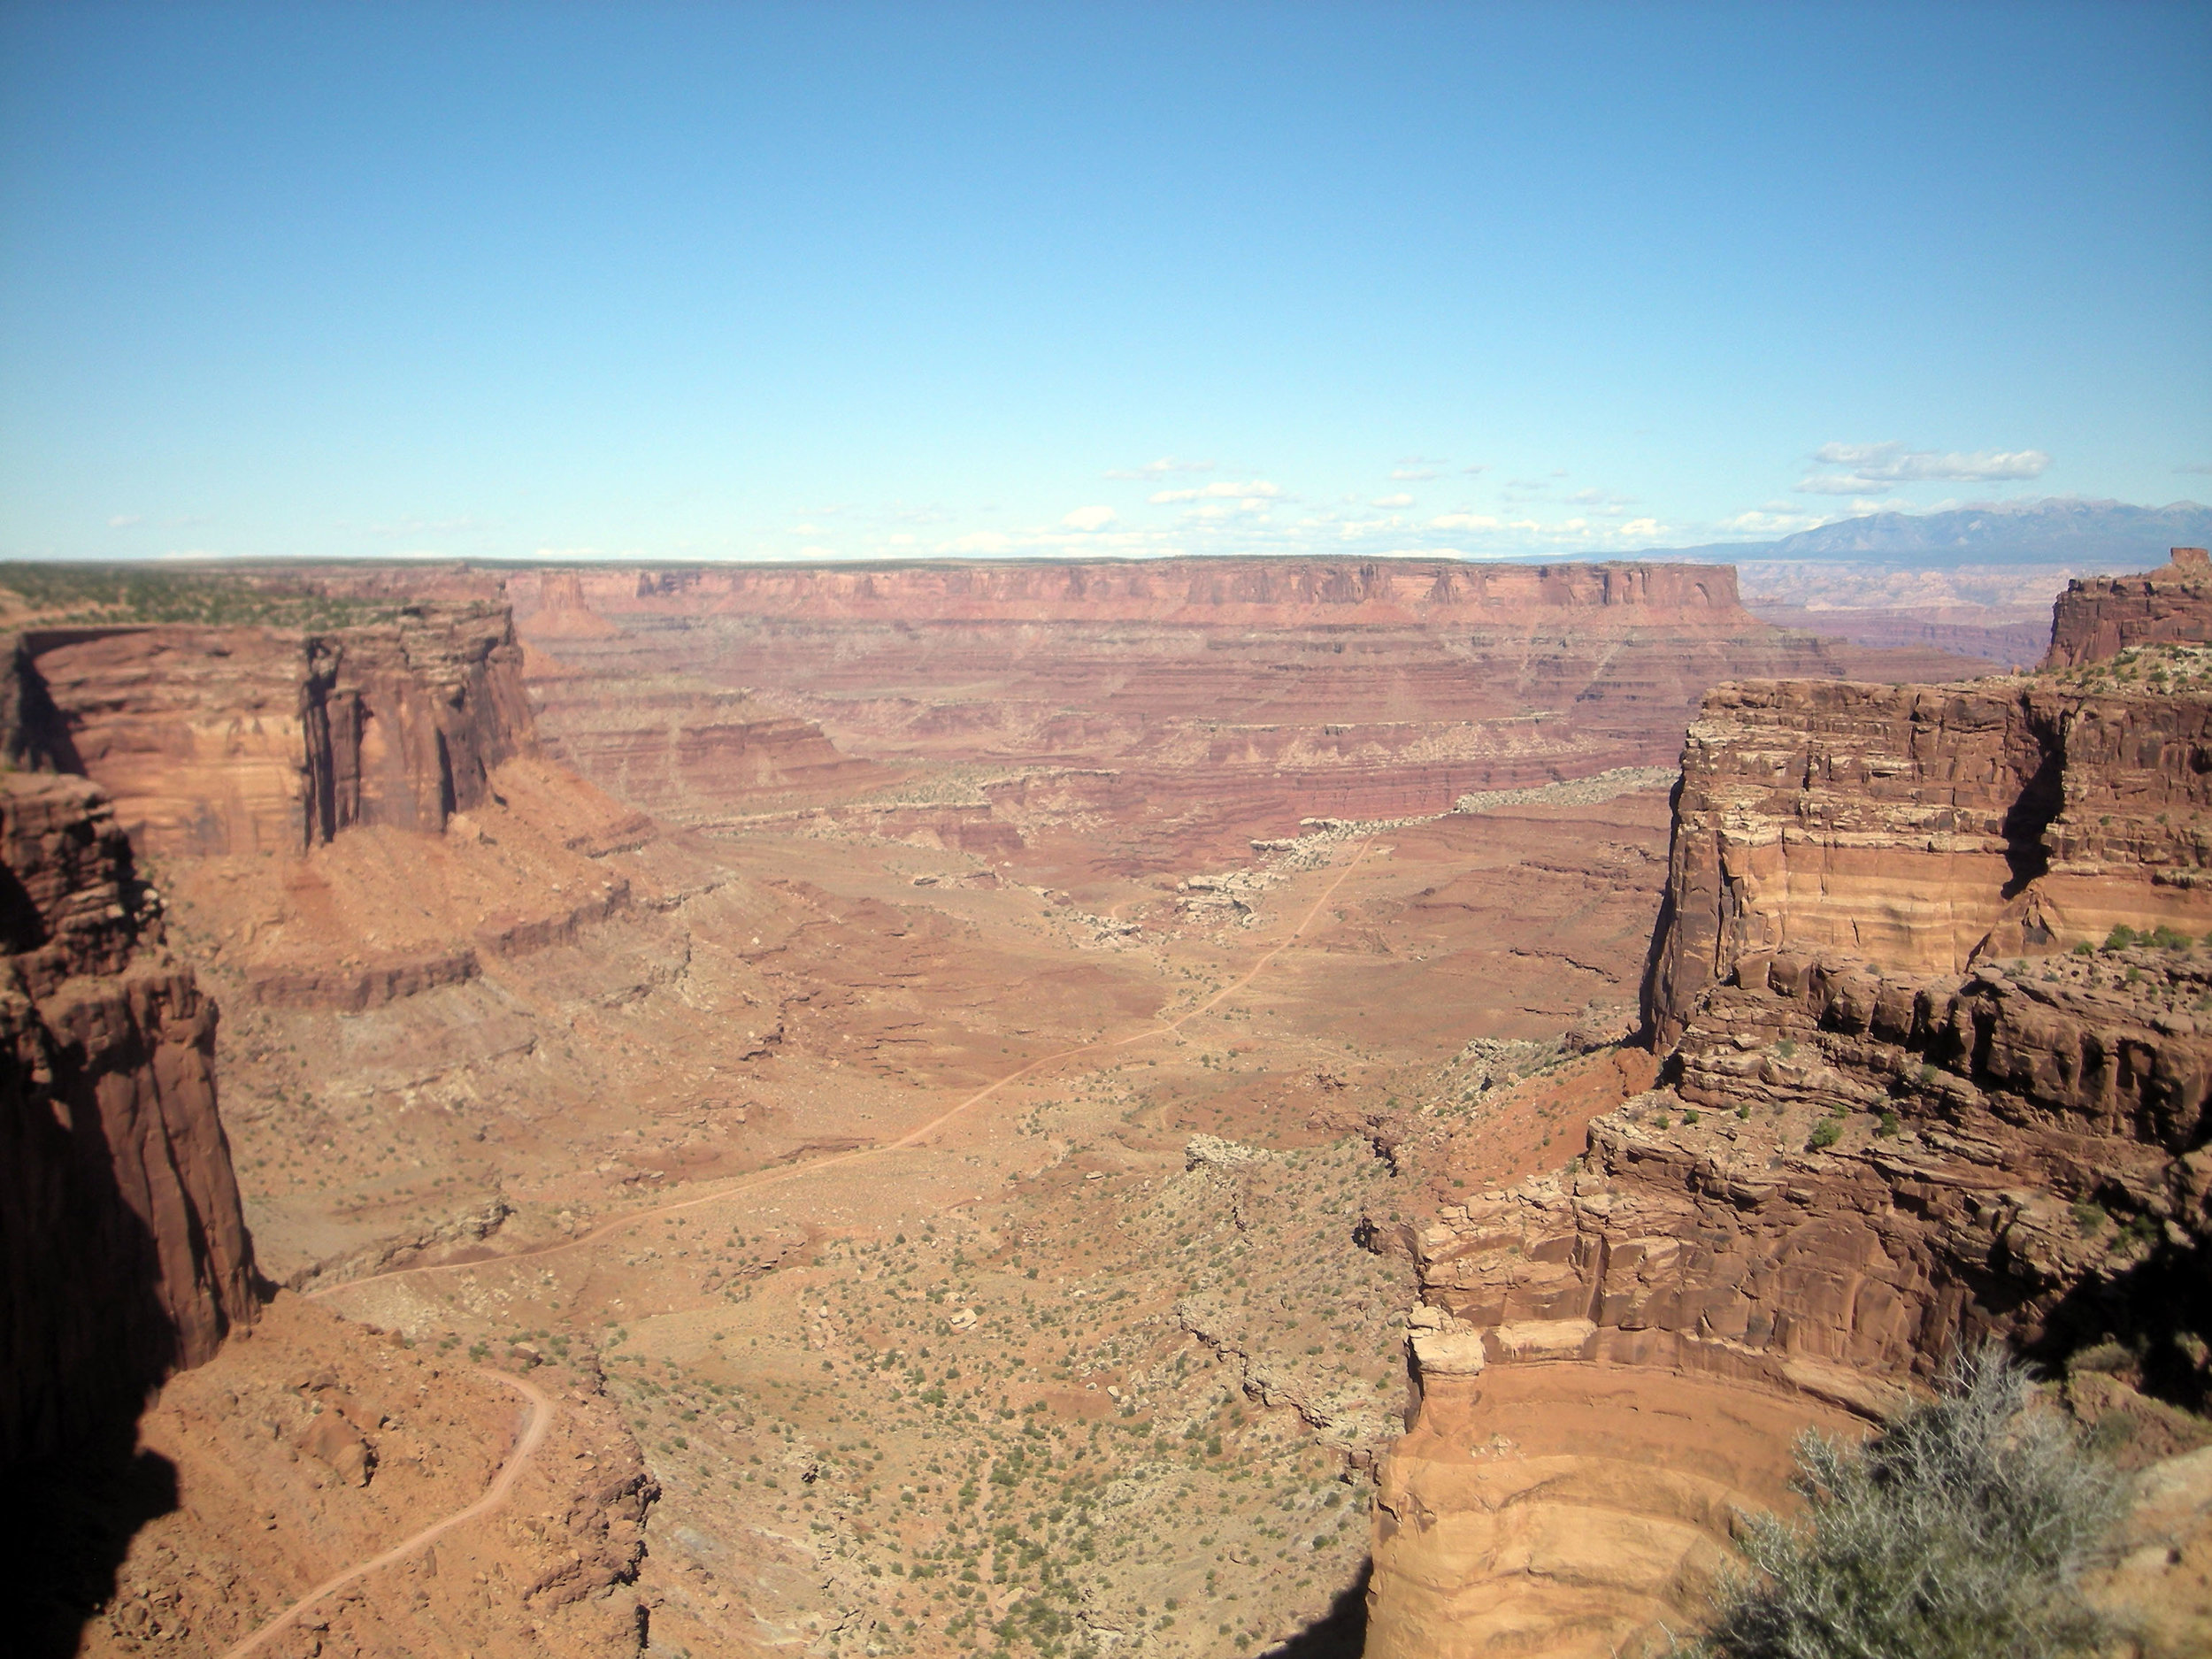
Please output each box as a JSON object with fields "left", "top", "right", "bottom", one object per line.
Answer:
{"left": 0, "top": 553, "right": 2200, "bottom": 1659}
{"left": 1365, "top": 551, "right": 2212, "bottom": 1659}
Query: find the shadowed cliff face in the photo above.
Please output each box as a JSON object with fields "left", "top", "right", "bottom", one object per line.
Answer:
{"left": 0, "top": 773, "right": 259, "bottom": 1655}
{"left": 0, "top": 774, "right": 257, "bottom": 1467}
{"left": 1368, "top": 557, "right": 2212, "bottom": 1659}
{"left": 10, "top": 603, "right": 534, "bottom": 857}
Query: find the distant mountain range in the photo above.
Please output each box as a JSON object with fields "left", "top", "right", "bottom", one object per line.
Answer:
{"left": 1645, "top": 497, "right": 2212, "bottom": 568}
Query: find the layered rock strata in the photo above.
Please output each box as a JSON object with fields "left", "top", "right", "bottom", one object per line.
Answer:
{"left": 508, "top": 558, "right": 1982, "bottom": 869}
{"left": 2044, "top": 546, "right": 2212, "bottom": 668}
{"left": 6, "top": 603, "right": 532, "bottom": 857}
{"left": 1368, "top": 557, "right": 2212, "bottom": 1657}
{"left": 1642, "top": 676, "right": 2212, "bottom": 1045}
{"left": 0, "top": 772, "right": 257, "bottom": 1469}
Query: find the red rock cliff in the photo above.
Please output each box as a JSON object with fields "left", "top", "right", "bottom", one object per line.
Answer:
{"left": 6, "top": 603, "right": 534, "bottom": 856}
{"left": 513, "top": 557, "right": 1757, "bottom": 629}
{"left": 0, "top": 773, "right": 257, "bottom": 1469}
{"left": 1641, "top": 677, "right": 2212, "bottom": 1046}
{"left": 1370, "top": 557, "right": 2212, "bottom": 1658}
{"left": 2043, "top": 546, "right": 2212, "bottom": 668}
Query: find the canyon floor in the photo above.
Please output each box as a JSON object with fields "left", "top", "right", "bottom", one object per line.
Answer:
{"left": 109, "top": 753, "right": 1678, "bottom": 1656}
{"left": 36, "top": 555, "right": 2198, "bottom": 1659}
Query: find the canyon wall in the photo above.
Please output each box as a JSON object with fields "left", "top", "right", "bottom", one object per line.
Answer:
{"left": 5, "top": 603, "right": 533, "bottom": 857}
{"left": 1368, "top": 556, "right": 2212, "bottom": 1658}
{"left": 0, "top": 772, "right": 257, "bottom": 1470}
{"left": 508, "top": 559, "right": 1983, "bottom": 871}
{"left": 523, "top": 556, "right": 1757, "bottom": 628}
{"left": 2044, "top": 546, "right": 2212, "bottom": 668}
{"left": 1640, "top": 677, "right": 2212, "bottom": 1045}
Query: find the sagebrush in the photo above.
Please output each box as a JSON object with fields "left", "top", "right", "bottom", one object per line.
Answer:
{"left": 1691, "top": 1345, "right": 2125, "bottom": 1659}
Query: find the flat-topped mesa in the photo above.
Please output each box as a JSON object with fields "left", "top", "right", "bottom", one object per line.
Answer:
{"left": 0, "top": 772, "right": 257, "bottom": 1470}
{"left": 4, "top": 603, "right": 534, "bottom": 856}
{"left": 511, "top": 557, "right": 1755, "bottom": 631}
{"left": 2043, "top": 546, "right": 2212, "bottom": 668}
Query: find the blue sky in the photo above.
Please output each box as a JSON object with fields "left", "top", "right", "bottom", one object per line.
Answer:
{"left": 3, "top": 1, "right": 2208, "bottom": 564}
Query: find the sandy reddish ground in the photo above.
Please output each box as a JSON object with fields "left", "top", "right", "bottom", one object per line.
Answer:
{"left": 82, "top": 741, "right": 1673, "bottom": 1658}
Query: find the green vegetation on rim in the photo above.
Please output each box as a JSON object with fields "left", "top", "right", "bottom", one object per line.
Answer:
{"left": 1689, "top": 1346, "right": 2125, "bottom": 1659}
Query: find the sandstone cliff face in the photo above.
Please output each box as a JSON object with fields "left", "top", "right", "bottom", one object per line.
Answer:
{"left": 0, "top": 773, "right": 257, "bottom": 1470}
{"left": 1641, "top": 677, "right": 2212, "bottom": 1046}
{"left": 509, "top": 559, "right": 1979, "bottom": 872}
{"left": 1370, "top": 559, "right": 2212, "bottom": 1658}
{"left": 2044, "top": 546, "right": 2212, "bottom": 668}
{"left": 7, "top": 604, "right": 533, "bottom": 857}
{"left": 300, "top": 604, "right": 533, "bottom": 841}
{"left": 521, "top": 556, "right": 1760, "bottom": 628}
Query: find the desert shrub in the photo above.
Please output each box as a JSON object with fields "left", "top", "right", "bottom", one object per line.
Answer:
{"left": 1805, "top": 1118, "right": 1841, "bottom": 1151}
{"left": 1691, "top": 1346, "right": 2124, "bottom": 1659}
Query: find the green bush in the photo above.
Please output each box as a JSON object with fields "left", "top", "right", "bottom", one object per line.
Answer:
{"left": 1806, "top": 1118, "right": 1841, "bottom": 1151}
{"left": 1690, "top": 1346, "right": 2124, "bottom": 1659}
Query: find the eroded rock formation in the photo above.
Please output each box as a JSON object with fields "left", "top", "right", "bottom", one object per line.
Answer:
{"left": 7, "top": 603, "right": 533, "bottom": 856}
{"left": 2044, "top": 545, "right": 2212, "bottom": 668}
{"left": 1367, "top": 554, "right": 2212, "bottom": 1658}
{"left": 0, "top": 772, "right": 257, "bottom": 1470}
{"left": 1640, "top": 677, "right": 2212, "bottom": 1043}
{"left": 507, "top": 557, "right": 1985, "bottom": 872}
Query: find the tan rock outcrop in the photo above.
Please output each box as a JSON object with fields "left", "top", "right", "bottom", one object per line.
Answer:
{"left": 1641, "top": 677, "right": 2212, "bottom": 1046}
{"left": 1370, "top": 557, "right": 2212, "bottom": 1657}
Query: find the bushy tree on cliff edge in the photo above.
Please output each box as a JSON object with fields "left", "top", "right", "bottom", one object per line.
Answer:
{"left": 1690, "top": 1346, "right": 2126, "bottom": 1659}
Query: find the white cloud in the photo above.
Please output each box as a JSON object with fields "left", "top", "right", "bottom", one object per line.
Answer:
{"left": 1617, "top": 518, "right": 1664, "bottom": 540}
{"left": 106, "top": 513, "right": 142, "bottom": 529}
{"left": 1062, "top": 504, "right": 1117, "bottom": 531}
{"left": 1430, "top": 512, "right": 1501, "bottom": 531}
{"left": 1371, "top": 493, "right": 1414, "bottom": 509}
{"left": 1796, "top": 441, "right": 2050, "bottom": 494}
{"left": 1460, "top": 464, "right": 1488, "bottom": 475}
{"left": 2178, "top": 462, "right": 2212, "bottom": 476}
{"left": 1148, "top": 479, "right": 1283, "bottom": 505}
{"left": 1389, "top": 467, "right": 1437, "bottom": 482}
{"left": 1718, "top": 509, "right": 1828, "bottom": 537}
{"left": 945, "top": 530, "right": 1012, "bottom": 555}
{"left": 1107, "top": 456, "right": 1215, "bottom": 480}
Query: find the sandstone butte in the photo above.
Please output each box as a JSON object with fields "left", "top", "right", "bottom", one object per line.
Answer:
{"left": 0, "top": 551, "right": 2203, "bottom": 1659}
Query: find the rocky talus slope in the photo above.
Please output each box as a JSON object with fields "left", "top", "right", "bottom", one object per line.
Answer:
{"left": 1365, "top": 555, "right": 2212, "bottom": 1659}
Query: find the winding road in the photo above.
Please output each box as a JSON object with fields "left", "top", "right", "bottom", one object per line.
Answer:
{"left": 268, "top": 835, "right": 1375, "bottom": 1647}
{"left": 219, "top": 1367, "right": 552, "bottom": 1659}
